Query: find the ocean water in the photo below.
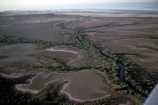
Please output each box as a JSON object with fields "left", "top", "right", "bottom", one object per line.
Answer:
{"left": 0, "top": 2, "right": 158, "bottom": 13}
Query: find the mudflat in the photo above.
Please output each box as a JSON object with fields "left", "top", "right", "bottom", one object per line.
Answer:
{"left": 15, "top": 70, "right": 111, "bottom": 102}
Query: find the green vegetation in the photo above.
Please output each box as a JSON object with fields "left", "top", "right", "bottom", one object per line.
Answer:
{"left": 0, "top": 75, "right": 129, "bottom": 105}
{"left": 0, "top": 34, "right": 67, "bottom": 48}
{"left": 66, "top": 27, "right": 156, "bottom": 102}
{"left": 0, "top": 75, "right": 69, "bottom": 105}
{"left": 0, "top": 22, "right": 157, "bottom": 104}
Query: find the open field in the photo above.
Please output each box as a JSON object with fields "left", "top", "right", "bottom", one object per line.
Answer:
{"left": 58, "top": 12, "right": 158, "bottom": 70}
{"left": 0, "top": 13, "right": 80, "bottom": 42}
{"left": 42, "top": 47, "right": 102, "bottom": 66}
{"left": 0, "top": 11, "right": 158, "bottom": 105}
{"left": 85, "top": 17, "right": 158, "bottom": 70}
{"left": 0, "top": 44, "right": 39, "bottom": 67}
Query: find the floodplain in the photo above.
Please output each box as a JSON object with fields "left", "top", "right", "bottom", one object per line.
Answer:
{"left": 0, "top": 11, "right": 158, "bottom": 105}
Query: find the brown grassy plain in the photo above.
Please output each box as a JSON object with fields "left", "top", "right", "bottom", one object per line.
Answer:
{"left": 0, "top": 11, "right": 158, "bottom": 104}
{"left": 59, "top": 12, "right": 158, "bottom": 70}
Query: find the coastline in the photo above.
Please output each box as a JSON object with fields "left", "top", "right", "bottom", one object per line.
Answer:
{"left": 1, "top": 10, "right": 158, "bottom": 17}
{"left": 55, "top": 11, "right": 158, "bottom": 17}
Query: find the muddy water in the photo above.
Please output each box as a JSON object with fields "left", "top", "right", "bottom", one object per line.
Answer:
{"left": 15, "top": 70, "right": 111, "bottom": 102}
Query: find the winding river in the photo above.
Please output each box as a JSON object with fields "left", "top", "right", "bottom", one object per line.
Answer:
{"left": 96, "top": 48, "right": 125, "bottom": 83}
{"left": 118, "top": 63, "right": 125, "bottom": 83}
{"left": 95, "top": 48, "right": 147, "bottom": 97}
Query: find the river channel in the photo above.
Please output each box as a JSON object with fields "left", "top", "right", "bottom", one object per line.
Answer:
{"left": 95, "top": 48, "right": 147, "bottom": 97}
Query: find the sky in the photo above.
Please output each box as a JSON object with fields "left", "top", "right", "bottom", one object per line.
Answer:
{"left": 0, "top": 0, "right": 157, "bottom": 11}
{"left": 0, "top": 0, "right": 157, "bottom": 6}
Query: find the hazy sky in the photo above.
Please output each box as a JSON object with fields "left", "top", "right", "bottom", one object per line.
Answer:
{"left": 0, "top": 0, "right": 157, "bottom": 6}
{"left": 0, "top": 0, "right": 158, "bottom": 11}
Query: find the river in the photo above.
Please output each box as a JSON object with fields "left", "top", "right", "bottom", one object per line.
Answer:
{"left": 118, "top": 63, "right": 125, "bottom": 83}
{"left": 95, "top": 48, "right": 147, "bottom": 97}
{"left": 96, "top": 48, "right": 125, "bottom": 83}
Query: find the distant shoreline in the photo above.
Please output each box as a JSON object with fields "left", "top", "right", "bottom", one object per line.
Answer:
{"left": 1, "top": 9, "right": 158, "bottom": 14}
{"left": 1, "top": 2, "right": 158, "bottom": 13}
{"left": 1, "top": 10, "right": 158, "bottom": 17}
{"left": 56, "top": 11, "right": 158, "bottom": 17}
